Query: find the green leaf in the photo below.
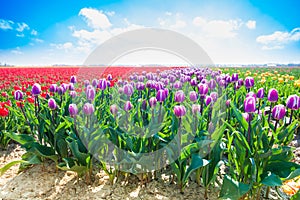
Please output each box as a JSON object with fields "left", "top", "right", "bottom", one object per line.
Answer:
{"left": 0, "top": 160, "right": 28, "bottom": 176}
{"left": 68, "top": 140, "right": 90, "bottom": 166}
{"left": 5, "top": 132, "right": 35, "bottom": 146}
{"left": 230, "top": 101, "right": 248, "bottom": 131}
{"left": 219, "top": 175, "right": 251, "bottom": 200}
{"left": 261, "top": 172, "right": 283, "bottom": 186}
{"left": 183, "top": 154, "right": 209, "bottom": 183}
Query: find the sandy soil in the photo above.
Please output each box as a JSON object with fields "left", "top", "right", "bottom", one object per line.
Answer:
{"left": 2, "top": 139, "right": 300, "bottom": 200}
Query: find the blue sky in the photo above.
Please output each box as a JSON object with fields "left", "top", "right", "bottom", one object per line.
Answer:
{"left": 0, "top": 0, "right": 300, "bottom": 65}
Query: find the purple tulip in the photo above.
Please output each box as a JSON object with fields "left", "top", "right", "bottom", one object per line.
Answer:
{"left": 83, "top": 103, "right": 94, "bottom": 115}
{"left": 61, "top": 83, "right": 69, "bottom": 93}
{"left": 136, "top": 82, "right": 145, "bottom": 91}
{"left": 149, "top": 97, "right": 157, "bottom": 108}
{"left": 174, "top": 105, "right": 187, "bottom": 118}
{"left": 69, "top": 91, "right": 77, "bottom": 98}
{"left": 69, "top": 83, "right": 75, "bottom": 91}
{"left": 31, "top": 83, "right": 41, "bottom": 96}
{"left": 156, "top": 89, "right": 167, "bottom": 102}
{"left": 14, "top": 90, "right": 23, "bottom": 100}
{"left": 190, "top": 78, "right": 198, "bottom": 86}
{"left": 286, "top": 95, "right": 299, "bottom": 110}
{"left": 175, "top": 90, "right": 185, "bottom": 103}
{"left": 86, "top": 86, "right": 95, "bottom": 101}
{"left": 173, "top": 81, "right": 182, "bottom": 89}
{"left": 84, "top": 80, "right": 90, "bottom": 87}
{"left": 189, "top": 91, "right": 198, "bottom": 102}
{"left": 107, "top": 74, "right": 113, "bottom": 81}
{"left": 272, "top": 104, "right": 286, "bottom": 120}
{"left": 49, "top": 84, "right": 58, "bottom": 93}
{"left": 205, "top": 96, "right": 213, "bottom": 106}
{"left": 69, "top": 104, "right": 78, "bottom": 117}
{"left": 169, "top": 75, "right": 176, "bottom": 83}
{"left": 242, "top": 113, "right": 250, "bottom": 122}
{"left": 210, "top": 92, "right": 218, "bottom": 102}
{"left": 57, "top": 86, "right": 64, "bottom": 96}
{"left": 226, "top": 99, "right": 231, "bottom": 107}
{"left": 198, "top": 83, "right": 209, "bottom": 97}
{"left": 238, "top": 79, "right": 244, "bottom": 86}
{"left": 245, "top": 77, "right": 254, "bottom": 89}
{"left": 232, "top": 73, "right": 239, "bottom": 82}
{"left": 244, "top": 96, "right": 256, "bottom": 113}
{"left": 123, "top": 84, "right": 134, "bottom": 96}
{"left": 70, "top": 75, "right": 77, "bottom": 84}
{"left": 257, "top": 88, "right": 264, "bottom": 99}
{"left": 98, "top": 79, "right": 108, "bottom": 90}
{"left": 267, "top": 88, "right": 278, "bottom": 102}
{"left": 208, "top": 79, "right": 216, "bottom": 90}
{"left": 92, "top": 79, "right": 98, "bottom": 87}
{"left": 124, "top": 101, "right": 133, "bottom": 111}
{"left": 192, "top": 104, "right": 201, "bottom": 115}
{"left": 48, "top": 98, "right": 57, "bottom": 110}
{"left": 110, "top": 104, "right": 118, "bottom": 116}
{"left": 164, "top": 88, "right": 169, "bottom": 97}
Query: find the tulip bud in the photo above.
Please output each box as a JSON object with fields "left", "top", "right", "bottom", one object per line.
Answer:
{"left": 173, "top": 81, "right": 182, "bottom": 89}
{"left": 210, "top": 92, "right": 218, "bottom": 102}
{"left": 48, "top": 98, "right": 57, "bottom": 110}
{"left": 69, "top": 91, "right": 77, "bottom": 98}
{"left": 232, "top": 73, "right": 239, "bottom": 82}
{"left": 110, "top": 104, "right": 118, "bottom": 115}
{"left": 175, "top": 90, "right": 185, "bottom": 103}
{"left": 242, "top": 113, "right": 250, "bottom": 122}
{"left": 192, "top": 104, "right": 201, "bottom": 115}
{"left": 69, "top": 104, "right": 78, "bottom": 117}
{"left": 205, "top": 96, "right": 213, "bottom": 106}
{"left": 49, "top": 84, "right": 58, "bottom": 93}
{"left": 86, "top": 86, "right": 95, "bottom": 101}
{"left": 124, "top": 101, "right": 133, "bottom": 111}
{"left": 190, "top": 78, "right": 198, "bottom": 86}
{"left": 31, "top": 83, "right": 41, "bottom": 96}
{"left": 246, "top": 92, "right": 257, "bottom": 99}
{"left": 107, "top": 74, "right": 113, "bottom": 81}
{"left": 136, "top": 82, "right": 145, "bottom": 91}
{"left": 226, "top": 99, "right": 231, "bottom": 107}
{"left": 189, "top": 91, "right": 198, "bottom": 102}
{"left": 286, "top": 95, "right": 299, "bottom": 110}
{"left": 198, "top": 83, "right": 209, "bottom": 97}
{"left": 84, "top": 80, "right": 90, "bottom": 87}
{"left": 14, "top": 90, "right": 23, "bottom": 100}
{"left": 267, "top": 88, "right": 278, "bottom": 102}
{"left": 156, "top": 89, "right": 167, "bottom": 102}
{"left": 69, "top": 83, "right": 75, "bottom": 91}
{"left": 83, "top": 103, "right": 94, "bottom": 115}
{"left": 257, "top": 88, "right": 264, "bottom": 99}
{"left": 98, "top": 79, "right": 108, "bottom": 90}
{"left": 57, "top": 86, "right": 64, "bottom": 96}
{"left": 245, "top": 77, "right": 254, "bottom": 89}
{"left": 208, "top": 79, "right": 216, "bottom": 90}
{"left": 174, "top": 105, "right": 187, "bottom": 118}
{"left": 272, "top": 104, "right": 286, "bottom": 120}
{"left": 149, "top": 97, "right": 157, "bottom": 108}
{"left": 92, "top": 79, "right": 98, "bottom": 87}
{"left": 244, "top": 96, "right": 256, "bottom": 113}
{"left": 123, "top": 84, "right": 134, "bottom": 96}
{"left": 70, "top": 75, "right": 77, "bottom": 84}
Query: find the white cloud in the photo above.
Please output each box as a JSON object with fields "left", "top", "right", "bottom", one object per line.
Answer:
{"left": 246, "top": 20, "right": 256, "bottom": 29}
{"left": 16, "top": 22, "right": 29, "bottom": 32}
{"left": 0, "top": 19, "right": 14, "bottom": 30}
{"left": 79, "top": 8, "right": 112, "bottom": 29}
{"left": 192, "top": 16, "right": 243, "bottom": 38}
{"left": 31, "top": 29, "right": 38, "bottom": 35}
{"left": 33, "top": 38, "right": 44, "bottom": 43}
{"left": 105, "top": 11, "right": 115, "bottom": 16}
{"left": 165, "top": 12, "right": 172, "bottom": 16}
{"left": 16, "top": 33, "right": 25, "bottom": 37}
{"left": 261, "top": 45, "right": 284, "bottom": 50}
{"left": 170, "top": 19, "right": 186, "bottom": 29}
{"left": 50, "top": 42, "right": 73, "bottom": 51}
{"left": 256, "top": 28, "right": 300, "bottom": 50}
{"left": 11, "top": 47, "right": 23, "bottom": 55}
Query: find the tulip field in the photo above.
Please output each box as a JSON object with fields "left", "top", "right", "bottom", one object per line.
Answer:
{"left": 0, "top": 66, "right": 300, "bottom": 199}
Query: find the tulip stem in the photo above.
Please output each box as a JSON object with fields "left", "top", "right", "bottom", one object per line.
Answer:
{"left": 289, "top": 109, "right": 293, "bottom": 125}
{"left": 178, "top": 117, "right": 182, "bottom": 155}
{"left": 274, "top": 120, "right": 278, "bottom": 133}
{"left": 20, "top": 103, "right": 32, "bottom": 133}
{"left": 268, "top": 103, "right": 273, "bottom": 124}
{"left": 247, "top": 113, "right": 252, "bottom": 146}
{"left": 257, "top": 99, "right": 260, "bottom": 115}
{"left": 200, "top": 97, "right": 204, "bottom": 115}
